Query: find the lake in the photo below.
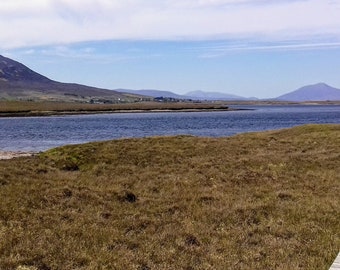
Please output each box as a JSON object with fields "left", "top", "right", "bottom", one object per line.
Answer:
{"left": 0, "top": 105, "right": 339, "bottom": 152}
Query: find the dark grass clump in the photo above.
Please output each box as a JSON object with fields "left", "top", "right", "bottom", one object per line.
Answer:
{"left": 120, "top": 191, "right": 137, "bottom": 203}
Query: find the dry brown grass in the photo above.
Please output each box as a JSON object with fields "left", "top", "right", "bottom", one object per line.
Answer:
{"left": 0, "top": 101, "right": 229, "bottom": 116}
{"left": 0, "top": 124, "right": 339, "bottom": 269}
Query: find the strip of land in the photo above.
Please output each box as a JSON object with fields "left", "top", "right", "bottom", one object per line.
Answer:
{"left": 1, "top": 100, "right": 338, "bottom": 117}
{"left": 0, "top": 101, "right": 235, "bottom": 117}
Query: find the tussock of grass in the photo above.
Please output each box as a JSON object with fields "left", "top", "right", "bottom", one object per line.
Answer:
{"left": 0, "top": 124, "right": 339, "bottom": 269}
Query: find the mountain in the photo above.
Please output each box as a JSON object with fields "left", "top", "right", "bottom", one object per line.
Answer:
{"left": 0, "top": 55, "right": 52, "bottom": 84}
{"left": 185, "top": 90, "right": 256, "bottom": 100}
{"left": 117, "top": 89, "right": 186, "bottom": 99}
{"left": 276, "top": 83, "right": 340, "bottom": 101}
{"left": 119, "top": 89, "right": 254, "bottom": 101}
{"left": 0, "top": 55, "right": 140, "bottom": 102}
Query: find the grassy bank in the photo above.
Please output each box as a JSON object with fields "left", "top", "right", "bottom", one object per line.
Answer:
{"left": 0, "top": 101, "right": 231, "bottom": 117}
{"left": 0, "top": 124, "right": 339, "bottom": 269}
{"left": 1, "top": 100, "right": 338, "bottom": 117}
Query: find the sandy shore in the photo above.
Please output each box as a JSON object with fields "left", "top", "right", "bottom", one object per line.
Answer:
{"left": 0, "top": 151, "right": 34, "bottom": 160}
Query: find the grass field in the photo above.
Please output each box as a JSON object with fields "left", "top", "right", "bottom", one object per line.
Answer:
{"left": 0, "top": 124, "right": 339, "bottom": 269}
{"left": 0, "top": 101, "right": 231, "bottom": 117}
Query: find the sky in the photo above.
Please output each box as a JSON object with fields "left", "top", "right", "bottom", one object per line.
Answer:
{"left": 1, "top": 0, "right": 340, "bottom": 98}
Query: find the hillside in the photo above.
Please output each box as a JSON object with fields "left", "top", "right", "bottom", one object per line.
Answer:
{"left": 0, "top": 55, "right": 141, "bottom": 103}
{"left": 0, "top": 124, "right": 339, "bottom": 269}
{"left": 117, "top": 89, "right": 187, "bottom": 99}
{"left": 276, "top": 83, "right": 340, "bottom": 101}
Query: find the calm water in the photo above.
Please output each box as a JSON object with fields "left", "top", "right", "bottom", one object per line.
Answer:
{"left": 0, "top": 105, "right": 339, "bottom": 152}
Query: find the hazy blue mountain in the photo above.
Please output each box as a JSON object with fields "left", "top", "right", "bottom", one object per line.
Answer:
{"left": 119, "top": 89, "right": 254, "bottom": 100}
{"left": 185, "top": 90, "right": 256, "bottom": 100}
{"left": 116, "top": 89, "right": 187, "bottom": 99}
{"left": 276, "top": 83, "right": 340, "bottom": 101}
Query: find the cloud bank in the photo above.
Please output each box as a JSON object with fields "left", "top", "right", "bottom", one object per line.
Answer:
{"left": 1, "top": 0, "right": 340, "bottom": 49}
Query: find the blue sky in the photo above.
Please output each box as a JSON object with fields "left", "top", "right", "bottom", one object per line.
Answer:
{"left": 1, "top": 0, "right": 340, "bottom": 98}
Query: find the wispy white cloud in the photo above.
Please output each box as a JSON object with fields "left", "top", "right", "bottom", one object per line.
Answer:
{"left": 40, "top": 45, "right": 96, "bottom": 58}
{"left": 5, "top": 43, "right": 163, "bottom": 65}
{"left": 196, "top": 39, "right": 340, "bottom": 58}
{"left": 0, "top": 0, "right": 340, "bottom": 49}
{"left": 40, "top": 46, "right": 161, "bottom": 63}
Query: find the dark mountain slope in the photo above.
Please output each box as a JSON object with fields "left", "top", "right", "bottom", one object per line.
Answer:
{"left": 0, "top": 55, "right": 52, "bottom": 84}
{"left": 0, "top": 55, "right": 139, "bottom": 102}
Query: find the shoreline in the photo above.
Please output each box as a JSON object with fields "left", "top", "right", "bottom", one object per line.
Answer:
{"left": 0, "top": 151, "right": 35, "bottom": 160}
{"left": 1, "top": 101, "right": 338, "bottom": 118}
{"left": 0, "top": 107, "right": 246, "bottom": 118}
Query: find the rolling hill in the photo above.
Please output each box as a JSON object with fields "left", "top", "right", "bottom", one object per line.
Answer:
{"left": 185, "top": 90, "right": 256, "bottom": 100}
{"left": 276, "top": 83, "right": 340, "bottom": 101}
{"left": 0, "top": 55, "right": 141, "bottom": 103}
{"left": 116, "top": 89, "right": 187, "bottom": 99}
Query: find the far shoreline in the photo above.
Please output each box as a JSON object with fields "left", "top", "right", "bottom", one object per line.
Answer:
{"left": 1, "top": 100, "right": 339, "bottom": 118}
{"left": 0, "top": 107, "right": 249, "bottom": 118}
{"left": 0, "top": 151, "right": 35, "bottom": 160}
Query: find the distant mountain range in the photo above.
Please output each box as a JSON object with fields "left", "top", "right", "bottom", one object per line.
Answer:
{"left": 1, "top": 55, "right": 340, "bottom": 102}
{"left": 0, "top": 55, "right": 141, "bottom": 103}
{"left": 118, "top": 89, "right": 256, "bottom": 101}
{"left": 185, "top": 90, "right": 256, "bottom": 101}
{"left": 120, "top": 84, "right": 340, "bottom": 102}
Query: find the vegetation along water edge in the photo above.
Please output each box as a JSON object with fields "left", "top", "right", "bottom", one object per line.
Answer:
{"left": 1, "top": 100, "right": 339, "bottom": 117}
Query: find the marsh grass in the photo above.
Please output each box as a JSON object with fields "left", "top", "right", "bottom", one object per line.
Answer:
{"left": 0, "top": 101, "right": 229, "bottom": 116}
{"left": 0, "top": 124, "right": 339, "bottom": 269}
